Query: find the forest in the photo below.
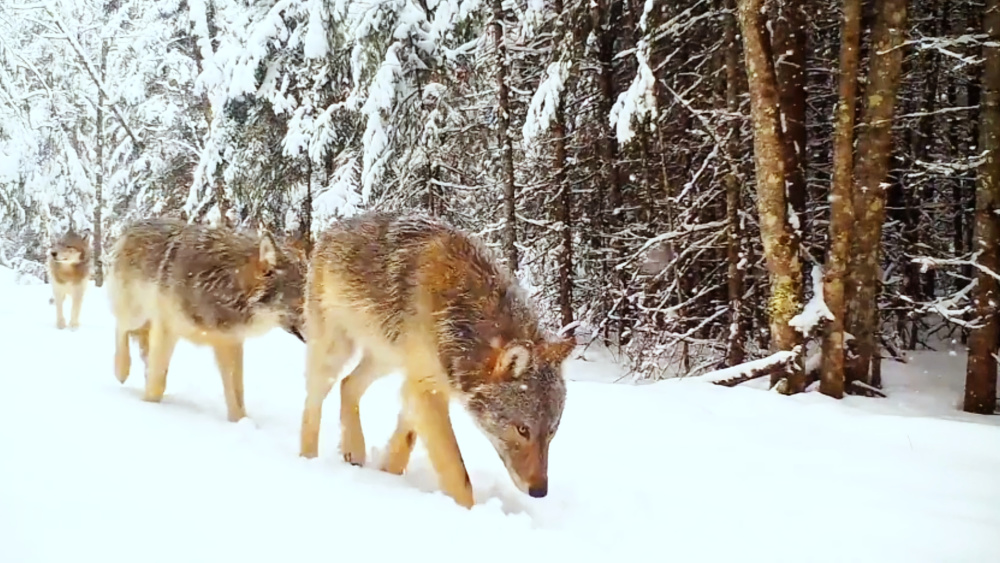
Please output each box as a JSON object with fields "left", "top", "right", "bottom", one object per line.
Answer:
{"left": 1, "top": 0, "right": 998, "bottom": 414}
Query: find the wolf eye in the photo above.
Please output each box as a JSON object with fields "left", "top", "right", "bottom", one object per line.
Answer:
{"left": 515, "top": 424, "right": 530, "bottom": 439}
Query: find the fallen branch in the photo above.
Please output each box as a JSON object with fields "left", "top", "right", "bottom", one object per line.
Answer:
{"left": 849, "top": 380, "right": 888, "bottom": 398}
{"left": 879, "top": 335, "right": 908, "bottom": 363}
{"left": 686, "top": 349, "right": 799, "bottom": 387}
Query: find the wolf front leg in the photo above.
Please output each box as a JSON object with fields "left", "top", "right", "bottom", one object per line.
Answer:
{"left": 404, "top": 378, "right": 474, "bottom": 509}
{"left": 133, "top": 324, "right": 151, "bottom": 367}
{"left": 143, "top": 321, "right": 178, "bottom": 403}
{"left": 114, "top": 323, "right": 150, "bottom": 384}
{"left": 53, "top": 284, "right": 67, "bottom": 329}
{"left": 339, "top": 353, "right": 386, "bottom": 466}
{"left": 300, "top": 323, "right": 352, "bottom": 459}
{"left": 114, "top": 324, "right": 131, "bottom": 383}
{"left": 380, "top": 412, "right": 416, "bottom": 476}
{"left": 68, "top": 283, "right": 85, "bottom": 329}
{"left": 212, "top": 341, "right": 247, "bottom": 422}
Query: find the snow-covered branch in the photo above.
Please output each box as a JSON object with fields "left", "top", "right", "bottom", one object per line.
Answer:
{"left": 682, "top": 348, "right": 801, "bottom": 387}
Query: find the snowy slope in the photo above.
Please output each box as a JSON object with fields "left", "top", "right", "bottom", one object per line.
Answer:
{"left": 1, "top": 272, "right": 998, "bottom": 563}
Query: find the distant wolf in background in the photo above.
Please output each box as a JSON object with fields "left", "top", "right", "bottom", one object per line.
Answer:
{"left": 47, "top": 229, "right": 92, "bottom": 330}
{"left": 300, "top": 211, "right": 574, "bottom": 508}
{"left": 107, "top": 218, "right": 307, "bottom": 422}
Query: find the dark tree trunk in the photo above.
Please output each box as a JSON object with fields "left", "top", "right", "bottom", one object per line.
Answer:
{"left": 724, "top": 0, "right": 746, "bottom": 367}
{"left": 772, "top": 0, "right": 808, "bottom": 231}
{"left": 300, "top": 155, "right": 313, "bottom": 256}
{"left": 845, "top": 0, "right": 907, "bottom": 389}
{"left": 963, "top": 0, "right": 1000, "bottom": 415}
{"left": 553, "top": 0, "right": 574, "bottom": 334}
{"left": 592, "top": 0, "right": 626, "bottom": 341}
{"left": 492, "top": 0, "right": 518, "bottom": 272}
{"left": 92, "top": 39, "right": 109, "bottom": 287}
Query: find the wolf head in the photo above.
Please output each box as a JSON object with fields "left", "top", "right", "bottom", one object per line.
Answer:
{"left": 49, "top": 230, "right": 91, "bottom": 265}
{"left": 254, "top": 233, "right": 307, "bottom": 342}
{"left": 464, "top": 336, "right": 573, "bottom": 498}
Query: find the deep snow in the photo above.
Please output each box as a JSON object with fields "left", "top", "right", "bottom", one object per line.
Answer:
{"left": 1, "top": 272, "right": 998, "bottom": 562}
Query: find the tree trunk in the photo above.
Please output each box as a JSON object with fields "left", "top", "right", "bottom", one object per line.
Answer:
{"left": 92, "top": 38, "right": 108, "bottom": 288}
{"left": 188, "top": 0, "right": 229, "bottom": 226}
{"left": 592, "top": 0, "right": 625, "bottom": 341}
{"left": 845, "top": 0, "right": 907, "bottom": 388}
{"left": 492, "top": 0, "right": 517, "bottom": 272}
{"left": 724, "top": 0, "right": 746, "bottom": 366}
{"left": 963, "top": 6, "right": 984, "bottom": 302}
{"left": 737, "top": 0, "right": 804, "bottom": 393}
{"left": 772, "top": 0, "right": 808, "bottom": 230}
{"left": 820, "top": 0, "right": 863, "bottom": 399}
{"left": 905, "top": 0, "right": 943, "bottom": 348}
{"left": 553, "top": 0, "right": 574, "bottom": 334}
{"left": 300, "top": 154, "right": 314, "bottom": 256}
{"left": 963, "top": 0, "right": 1000, "bottom": 415}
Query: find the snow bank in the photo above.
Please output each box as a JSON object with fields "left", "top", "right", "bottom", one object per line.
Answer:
{"left": 0, "top": 283, "right": 998, "bottom": 563}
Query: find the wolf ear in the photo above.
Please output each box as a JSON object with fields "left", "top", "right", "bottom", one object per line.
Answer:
{"left": 81, "top": 229, "right": 92, "bottom": 247}
{"left": 258, "top": 232, "right": 278, "bottom": 272}
{"left": 489, "top": 338, "right": 532, "bottom": 381}
{"left": 538, "top": 336, "right": 575, "bottom": 365}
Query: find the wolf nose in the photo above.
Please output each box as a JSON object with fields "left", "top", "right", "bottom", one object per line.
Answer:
{"left": 528, "top": 484, "right": 547, "bottom": 498}
{"left": 50, "top": 251, "right": 57, "bottom": 258}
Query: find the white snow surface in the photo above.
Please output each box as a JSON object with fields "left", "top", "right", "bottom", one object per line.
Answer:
{"left": 1, "top": 272, "right": 999, "bottom": 562}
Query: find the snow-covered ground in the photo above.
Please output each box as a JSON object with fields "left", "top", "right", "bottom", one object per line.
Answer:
{"left": 1, "top": 269, "right": 998, "bottom": 562}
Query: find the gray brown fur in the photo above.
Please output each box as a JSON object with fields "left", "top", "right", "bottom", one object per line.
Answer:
{"left": 107, "top": 217, "right": 306, "bottom": 422}
{"left": 300, "top": 211, "right": 573, "bottom": 508}
{"left": 47, "top": 229, "right": 92, "bottom": 330}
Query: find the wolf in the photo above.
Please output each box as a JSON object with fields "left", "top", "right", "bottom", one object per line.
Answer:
{"left": 299, "top": 211, "right": 574, "bottom": 509}
{"left": 47, "top": 229, "right": 92, "bottom": 330}
{"left": 107, "top": 218, "right": 307, "bottom": 422}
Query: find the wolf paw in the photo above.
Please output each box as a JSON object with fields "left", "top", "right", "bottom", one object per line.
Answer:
{"left": 227, "top": 409, "right": 248, "bottom": 423}
{"left": 114, "top": 362, "right": 130, "bottom": 384}
{"left": 142, "top": 386, "right": 165, "bottom": 403}
{"left": 340, "top": 426, "right": 367, "bottom": 467}
{"left": 342, "top": 450, "right": 366, "bottom": 467}
{"left": 56, "top": 319, "right": 66, "bottom": 330}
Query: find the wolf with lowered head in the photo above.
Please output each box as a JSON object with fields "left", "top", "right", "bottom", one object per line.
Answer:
{"left": 300, "top": 211, "right": 574, "bottom": 509}
{"left": 107, "top": 218, "right": 306, "bottom": 422}
{"left": 47, "top": 229, "right": 92, "bottom": 330}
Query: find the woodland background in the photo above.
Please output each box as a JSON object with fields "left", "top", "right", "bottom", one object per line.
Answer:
{"left": 0, "top": 0, "right": 998, "bottom": 413}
